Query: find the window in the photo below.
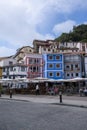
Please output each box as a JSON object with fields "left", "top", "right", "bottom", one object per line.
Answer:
{"left": 21, "top": 67, "right": 25, "bottom": 71}
{"left": 66, "top": 65, "right": 70, "bottom": 68}
{"left": 43, "top": 47, "right": 46, "bottom": 51}
{"left": 48, "top": 55, "right": 53, "bottom": 60}
{"left": 33, "top": 67, "right": 36, "bottom": 72}
{"left": 75, "top": 64, "right": 78, "bottom": 68}
{"left": 48, "top": 48, "right": 50, "bottom": 51}
{"left": 56, "top": 72, "right": 60, "bottom": 77}
{"left": 71, "top": 73, "right": 73, "bottom": 77}
{"left": 67, "top": 73, "right": 70, "bottom": 77}
{"left": 76, "top": 73, "right": 78, "bottom": 77}
{"left": 3, "top": 68, "right": 5, "bottom": 72}
{"left": 10, "top": 67, "right": 13, "bottom": 71}
{"left": 56, "top": 55, "right": 60, "bottom": 60}
{"left": 29, "top": 66, "right": 32, "bottom": 72}
{"left": 29, "top": 59, "right": 33, "bottom": 64}
{"left": 9, "top": 61, "right": 13, "bottom": 65}
{"left": 56, "top": 64, "right": 60, "bottom": 68}
{"left": 71, "top": 64, "right": 73, "bottom": 70}
{"left": 49, "top": 64, "right": 53, "bottom": 68}
{"left": 49, "top": 72, "right": 53, "bottom": 77}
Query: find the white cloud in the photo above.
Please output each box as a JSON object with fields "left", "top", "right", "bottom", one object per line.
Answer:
{"left": 53, "top": 20, "right": 76, "bottom": 35}
{"left": 0, "top": 0, "right": 55, "bottom": 47}
{"left": 0, "top": 46, "right": 16, "bottom": 57}
{"left": 0, "top": 0, "right": 86, "bottom": 56}
{"left": 84, "top": 22, "right": 87, "bottom": 25}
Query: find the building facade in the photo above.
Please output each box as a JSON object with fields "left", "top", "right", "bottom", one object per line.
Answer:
{"left": 2, "top": 63, "right": 27, "bottom": 79}
{"left": 43, "top": 53, "right": 64, "bottom": 79}
{"left": 24, "top": 54, "right": 43, "bottom": 78}
{"left": 33, "top": 40, "right": 57, "bottom": 54}
{"left": 64, "top": 53, "right": 82, "bottom": 79}
{"left": 14, "top": 46, "right": 34, "bottom": 62}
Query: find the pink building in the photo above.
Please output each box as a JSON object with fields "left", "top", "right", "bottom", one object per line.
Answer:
{"left": 24, "top": 54, "right": 43, "bottom": 78}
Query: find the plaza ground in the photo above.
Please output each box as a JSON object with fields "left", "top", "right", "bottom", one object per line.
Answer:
{"left": 1, "top": 94, "right": 87, "bottom": 108}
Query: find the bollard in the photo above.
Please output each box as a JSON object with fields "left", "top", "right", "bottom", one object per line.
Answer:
{"left": 59, "top": 91, "right": 62, "bottom": 103}
{"left": 10, "top": 93, "right": 12, "bottom": 98}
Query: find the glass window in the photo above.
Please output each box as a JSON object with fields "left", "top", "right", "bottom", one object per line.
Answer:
{"left": 48, "top": 48, "right": 50, "bottom": 51}
{"left": 13, "top": 68, "right": 16, "bottom": 71}
{"left": 76, "top": 73, "right": 78, "bottom": 76}
{"left": 66, "top": 65, "right": 70, "bottom": 68}
{"left": 43, "top": 47, "right": 46, "bottom": 51}
{"left": 10, "top": 67, "right": 13, "bottom": 71}
{"left": 33, "top": 66, "right": 36, "bottom": 72}
{"left": 56, "top": 64, "right": 60, "bottom": 68}
{"left": 49, "top": 72, "right": 53, "bottom": 77}
{"left": 29, "top": 59, "right": 33, "bottom": 64}
{"left": 71, "top": 73, "right": 73, "bottom": 77}
{"left": 21, "top": 67, "right": 25, "bottom": 71}
{"left": 9, "top": 61, "right": 13, "bottom": 65}
{"left": 56, "top": 55, "right": 60, "bottom": 60}
{"left": 56, "top": 72, "right": 60, "bottom": 77}
{"left": 67, "top": 73, "right": 70, "bottom": 76}
{"left": 48, "top": 55, "right": 53, "bottom": 60}
{"left": 75, "top": 64, "right": 78, "bottom": 68}
{"left": 3, "top": 68, "right": 5, "bottom": 72}
{"left": 49, "top": 64, "right": 53, "bottom": 68}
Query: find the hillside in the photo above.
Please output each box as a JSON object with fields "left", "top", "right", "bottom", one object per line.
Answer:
{"left": 55, "top": 24, "right": 87, "bottom": 43}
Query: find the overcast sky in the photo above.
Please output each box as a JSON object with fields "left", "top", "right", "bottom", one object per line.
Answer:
{"left": 0, "top": 0, "right": 87, "bottom": 56}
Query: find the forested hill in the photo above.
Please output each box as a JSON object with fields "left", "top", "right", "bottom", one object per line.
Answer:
{"left": 55, "top": 24, "right": 87, "bottom": 43}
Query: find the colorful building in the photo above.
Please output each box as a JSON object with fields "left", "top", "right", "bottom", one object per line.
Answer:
{"left": 64, "top": 53, "right": 82, "bottom": 79}
{"left": 24, "top": 54, "right": 43, "bottom": 78}
{"left": 43, "top": 53, "right": 64, "bottom": 79}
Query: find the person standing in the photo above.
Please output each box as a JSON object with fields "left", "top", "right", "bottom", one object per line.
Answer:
{"left": 10, "top": 89, "right": 12, "bottom": 98}
{"left": 79, "top": 88, "right": 83, "bottom": 96}
{"left": 36, "top": 84, "right": 40, "bottom": 95}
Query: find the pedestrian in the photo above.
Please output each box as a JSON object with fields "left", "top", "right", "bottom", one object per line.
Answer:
{"left": 10, "top": 89, "right": 12, "bottom": 98}
{"left": 35, "top": 84, "right": 40, "bottom": 95}
{"left": 79, "top": 88, "right": 83, "bottom": 96}
{"left": 84, "top": 88, "right": 87, "bottom": 96}
{"left": 54, "top": 87, "right": 58, "bottom": 95}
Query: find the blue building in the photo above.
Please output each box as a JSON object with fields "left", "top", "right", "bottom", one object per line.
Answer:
{"left": 42, "top": 53, "right": 64, "bottom": 79}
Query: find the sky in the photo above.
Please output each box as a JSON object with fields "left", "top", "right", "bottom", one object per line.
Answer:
{"left": 0, "top": 0, "right": 87, "bottom": 57}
